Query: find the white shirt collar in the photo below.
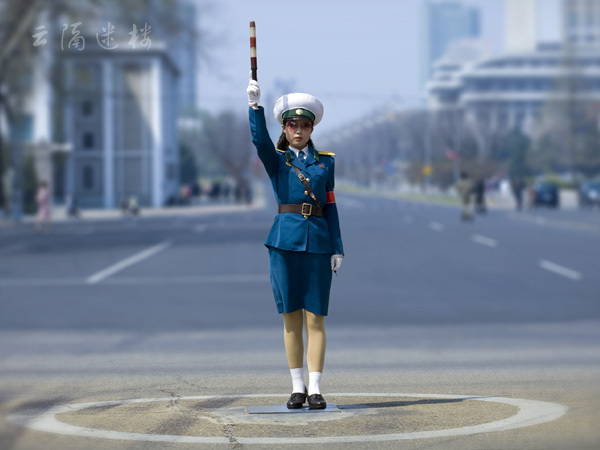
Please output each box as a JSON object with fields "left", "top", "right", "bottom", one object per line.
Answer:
{"left": 289, "top": 145, "right": 308, "bottom": 159}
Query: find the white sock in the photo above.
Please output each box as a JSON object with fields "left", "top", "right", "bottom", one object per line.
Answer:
{"left": 290, "top": 368, "right": 305, "bottom": 393}
{"left": 308, "top": 371, "right": 322, "bottom": 395}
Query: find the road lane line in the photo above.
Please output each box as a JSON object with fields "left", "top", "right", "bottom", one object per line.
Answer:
{"left": 85, "top": 241, "right": 171, "bottom": 284}
{"left": 539, "top": 260, "right": 582, "bottom": 281}
{"left": 471, "top": 235, "right": 498, "bottom": 248}
{"left": 429, "top": 221, "right": 444, "bottom": 231}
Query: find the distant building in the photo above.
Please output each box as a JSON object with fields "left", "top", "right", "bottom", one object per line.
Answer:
{"left": 427, "top": 0, "right": 600, "bottom": 136}
{"left": 426, "top": 40, "right": 490, "bottom": 112}
{"left": 173, "top": 1, "right": 198, "bottom": 112}
{"left": 5, "top": 3, "right": 197, "bottom": 212}
{"left": 460, "top": 45, "right": 600, "bottom": 134}
{"left": 62, "top": 44, "right": 180, "bottom": 208}
{"left": 420, "top": 0, "right": 480, "bottom": 95}
{"left": 563, "top": 0, "right": 600, "bottom": 48}
{"left": 505, "top": 0, "right": 537, "bottom": 53}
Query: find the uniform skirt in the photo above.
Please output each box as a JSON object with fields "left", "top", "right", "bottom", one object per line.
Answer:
{"left": 268, "top": 247, "right": 333, "bottom": 316}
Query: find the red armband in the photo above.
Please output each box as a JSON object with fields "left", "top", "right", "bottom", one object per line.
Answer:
{"left": 326, "top": 191, "right": 336, "bottom": 204}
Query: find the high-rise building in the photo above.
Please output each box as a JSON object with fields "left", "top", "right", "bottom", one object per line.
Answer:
{"left": 563, "top": 0, "right": 600, "bottom": 47}
{"left": 173, "top": 1, "right": 198, "bottom": 111}
{"left": 420, "top": 0, "right": 480, "bottom": 93}
{"left": 505, "top": 0, "right": 537, "bottom": 52}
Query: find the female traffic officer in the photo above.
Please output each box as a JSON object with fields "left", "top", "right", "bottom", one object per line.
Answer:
{"left": 247, "top": 77, "right": 344, "bottom": 410}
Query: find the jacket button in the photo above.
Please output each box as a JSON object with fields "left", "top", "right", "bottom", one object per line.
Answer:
{"left": 304, "top": 190, "right": 308, "bottom": 195}
{"left": 306, "top": 178, "right": 310, "bottom": 182}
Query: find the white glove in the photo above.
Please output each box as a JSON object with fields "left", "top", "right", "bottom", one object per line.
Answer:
{"left": 247, "top": 71, "right": 260, "bottom": 106}
{"left": 331, "top": 254, "right": 343, "bottom": 273}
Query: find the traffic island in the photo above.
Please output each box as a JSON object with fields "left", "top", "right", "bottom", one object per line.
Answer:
{"left": 7, "top": 393, "right": 567, "bottom": 444}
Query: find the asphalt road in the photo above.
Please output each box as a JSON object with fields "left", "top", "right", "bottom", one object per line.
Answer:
{"left": 1, "top": 192, "right": 599, "bottom": 449}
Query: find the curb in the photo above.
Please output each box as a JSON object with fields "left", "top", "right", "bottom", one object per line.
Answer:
{"left": 0, "top": 197, "right": 267, "bottom": 228}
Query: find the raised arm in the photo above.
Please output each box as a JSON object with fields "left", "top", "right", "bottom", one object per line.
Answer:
{"left": 247, "top": 76, "right": 278, "bottom": 176}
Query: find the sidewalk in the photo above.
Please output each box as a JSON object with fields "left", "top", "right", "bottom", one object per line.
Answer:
{"left": 0, "top": 196, "right": 267, "bottom": 228}
{"left": 337, "top": 184, "right": 578, "bottom": 210}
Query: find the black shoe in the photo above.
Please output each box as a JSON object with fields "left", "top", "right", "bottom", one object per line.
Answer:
{"left": 286, "top": 390, "right": 307, "bottom": 409}
{"left": 307, "top": 393, "right": 327, "bottom": 410}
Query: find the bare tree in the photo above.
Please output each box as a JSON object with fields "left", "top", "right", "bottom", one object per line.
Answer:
{"left": 202, "top": 112, "right": 254, "bottom": 201}
{"left": 535, "top": 47, "right": 600, "bottom": 177}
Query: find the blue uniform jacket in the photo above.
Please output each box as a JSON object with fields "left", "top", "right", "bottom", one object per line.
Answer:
{"left": 249, "top": 106, "right": 344, "bottom": 255}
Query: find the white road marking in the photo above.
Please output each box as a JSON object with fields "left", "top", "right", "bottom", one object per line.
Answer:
{"left": 7, "top": 393, "right": 568, "bottom": 444}
{"left": 471, "top": 235, "right": 498, "bottom": 248}
{"left": 85, "top": 241, "right": 171, "bottom": 284}
{"left": 539, "top": 260, "right": 582, "bottom": 281}
{"left": 429, "top": 221, "right": 444, "bottom": 231}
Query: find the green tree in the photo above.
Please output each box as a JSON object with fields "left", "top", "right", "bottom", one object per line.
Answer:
{"left": 201, "top": 112, "right": 254, "bottom": 187}
{"left": 536, "top": 48, "right": 600, "bottom": 177}
{"left": 179, "top": 143, "right": 198, "bottom": 185}
{"left": 504, "top": 129, "right": 532, "bottom": 178}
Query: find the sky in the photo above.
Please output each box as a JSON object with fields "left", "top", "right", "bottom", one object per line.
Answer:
{"left": 194, "top": 0, "right": 557, "bottom": 135}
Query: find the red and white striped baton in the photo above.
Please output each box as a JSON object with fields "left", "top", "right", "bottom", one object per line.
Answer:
{"left": 249, "top": 21, "right": 257, "bottom": 81}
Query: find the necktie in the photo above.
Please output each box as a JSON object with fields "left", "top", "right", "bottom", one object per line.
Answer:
{"left": 298, "top": 150, "right": 305, "bottom": 161}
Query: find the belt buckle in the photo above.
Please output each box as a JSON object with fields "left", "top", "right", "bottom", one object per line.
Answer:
{"left": 301, "top": 203, "right": 312, "bottom": 218}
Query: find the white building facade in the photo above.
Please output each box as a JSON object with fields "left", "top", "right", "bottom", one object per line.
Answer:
{"left": 427, "top": 0, "right": 600, "bottom": 136}
{"left": 563, "top": 0, "right": 600, "bottom": 47}
{"left": 63, "top": 46, "right": 180, "bottom": 208}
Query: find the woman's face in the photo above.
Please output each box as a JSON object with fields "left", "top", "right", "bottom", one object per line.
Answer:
{"left": 283, "top": 119, "right": 313, "bottom": 149}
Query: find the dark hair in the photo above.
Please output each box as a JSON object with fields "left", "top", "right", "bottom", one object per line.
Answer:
{"left": 276, "top": 121, "right": 316, "bottom": 150}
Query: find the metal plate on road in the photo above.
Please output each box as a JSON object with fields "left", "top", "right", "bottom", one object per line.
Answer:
{"left": 246, "top": 404, "right": 340, "bottom": 414}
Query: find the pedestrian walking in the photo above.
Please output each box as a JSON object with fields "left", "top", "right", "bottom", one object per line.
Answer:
{"left": 473, "top": 176, "right": 487, "bottom": 215}
{"left": 35, "top": 181, "right": 52, "bottom": 233}
{"left": 247, "top": 77, "right": 344, "bottom": 410}
{"left": 455, "top": 171, "right": 474, "bottom": 221}
{"left": 127, "top": 195, "right": 140, "bottom": 216}
{"left": 511, "top": 177, "right": 525, "bottom": 211}
{"left": 65, "top": 193, "right": 80, "bottom": 218}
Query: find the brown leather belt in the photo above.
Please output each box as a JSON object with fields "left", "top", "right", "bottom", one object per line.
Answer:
{"left": 278, "top": 203, "right": 323, "bottom": 218}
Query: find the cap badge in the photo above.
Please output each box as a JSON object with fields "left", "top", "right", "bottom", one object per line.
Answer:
{"left": 295, "top": 109, "right": 304, "bottom": 115}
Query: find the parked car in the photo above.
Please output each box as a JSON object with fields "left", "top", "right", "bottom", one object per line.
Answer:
{"left": 578, "top": 180, "right": 600, "bottom": 208}
{"left": 532, "top": 181, "right": 559, "bottom": 208}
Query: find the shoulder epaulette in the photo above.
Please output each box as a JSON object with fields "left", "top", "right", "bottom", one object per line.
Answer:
{"left": 276, "top": 148, "right": 286, "bottom": 153}
{"left": 317, "top": 151, "right": 336, "bottom": 157}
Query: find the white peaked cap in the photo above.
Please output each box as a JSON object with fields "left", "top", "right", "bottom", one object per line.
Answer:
{"left": 273, "top": 93, "right": 324, "bottom": 126}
